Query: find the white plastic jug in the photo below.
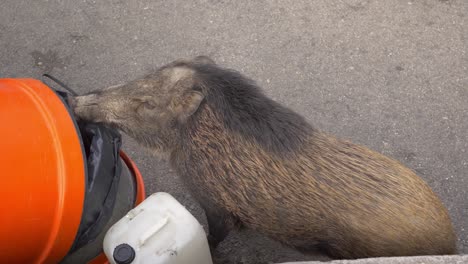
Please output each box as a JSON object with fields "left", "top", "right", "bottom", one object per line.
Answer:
{"left": 103, "top": 192, "right": 213, "bottom": 264}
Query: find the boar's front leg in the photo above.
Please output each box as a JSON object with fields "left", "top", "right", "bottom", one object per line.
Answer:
{"left": 203, "top": 204, "right": 240, "bottom": 250}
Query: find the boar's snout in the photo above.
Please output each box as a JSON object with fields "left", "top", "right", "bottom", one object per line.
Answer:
{"left": 67, "top": 96, "right": 76, "bottom": 109}
{"left": 70, "top": 94, "right": 106, "bottom": 122}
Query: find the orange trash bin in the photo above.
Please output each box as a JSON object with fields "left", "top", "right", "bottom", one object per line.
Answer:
{"left": 0, "top": 79, "right": 145, "bottom": 264}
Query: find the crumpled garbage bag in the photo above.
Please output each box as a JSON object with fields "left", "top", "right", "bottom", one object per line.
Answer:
{"left": 56, "top": 90, "right": 122, "bottom": 253}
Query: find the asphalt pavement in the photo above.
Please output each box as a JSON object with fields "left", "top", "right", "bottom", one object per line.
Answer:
{"left": 1, "top": 0, "right": 467, "bottom": 263}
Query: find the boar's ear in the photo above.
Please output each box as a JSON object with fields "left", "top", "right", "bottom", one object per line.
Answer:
{"left": 193, "top": 55, "right": 215, "bottom": 65}
{"left": 172, "top": 90, "right": 204, "bottom": 123}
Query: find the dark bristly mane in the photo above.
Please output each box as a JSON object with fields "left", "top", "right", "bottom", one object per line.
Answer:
{"left": 192, "top": 63, "right": 314, "bottom": 154}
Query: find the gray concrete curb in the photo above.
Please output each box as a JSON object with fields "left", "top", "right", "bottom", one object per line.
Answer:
{"left": 279, "top": 255, "right": 468, "bottom": 264}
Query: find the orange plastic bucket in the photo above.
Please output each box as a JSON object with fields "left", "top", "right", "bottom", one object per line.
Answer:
{"left": 0, "top": 79, "right": 145, "bottom": 264}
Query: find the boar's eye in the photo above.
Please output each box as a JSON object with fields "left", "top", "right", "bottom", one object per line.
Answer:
{"left": 142, "top": 101, "right": 156, "bottom": 110}
{"left": 133, "top": 96, "right": 157, "bottom": 110}
{"left": 136, "top": 100, "right": 157, "bottom": 118}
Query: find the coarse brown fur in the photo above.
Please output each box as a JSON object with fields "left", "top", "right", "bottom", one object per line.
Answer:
{"left": 71, "top": 56, "right": 457, "bottom": 259}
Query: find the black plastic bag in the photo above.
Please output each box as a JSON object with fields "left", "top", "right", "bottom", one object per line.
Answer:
{"left": 55, "top": 90, "right": 123, "bottom": 253}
